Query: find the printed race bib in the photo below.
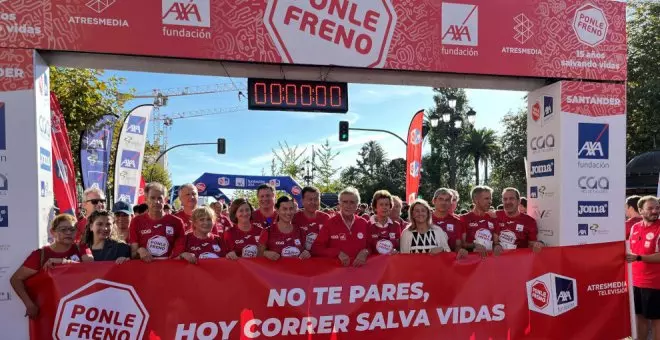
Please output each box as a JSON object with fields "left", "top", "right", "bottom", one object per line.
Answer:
{"left": 474, "top": 229, "right": 493, "bottom": 250}
{"left": 166, "top": 226, "right": 174, "bottom": 236}
{"left": 376, "top": 239, "right": 394, "bottom": 255}
{"left": 212, "top": 244, "right": 221, "bottom": 252}
{"left": 446, "top": 224, "right": 454, "bottom": 232}
{"left": 70, "top": 255, "right": 81, "bottom": 262}
{"left": 281, "top": 246, "right": 301, "bottom": 258}
{"left": 499, "top": 230, "right": 518, "bottom": 250}
{"left": 305, "top": 232, "right": 318, "bottom": 250}
{"left": 147, "top": 235, "right": 169, "bottom": 256}
{"left": 515, "top": 224, "right": 524, "bottom": 232}
{"left": 199, "top": 252, "right": 220, "bottom": 259}
{"left": 242, "top": 244, "right": 258, "bottom": 258}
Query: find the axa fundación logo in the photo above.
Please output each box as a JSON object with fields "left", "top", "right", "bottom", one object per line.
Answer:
{"left": 162, "top": 0, "right": 211, "bottom": 40}
{"left": 578, "top": 123, "right": 609, "bottom": 169}
{"left": 441, "top": 3, "right": 478, "bottom": 57}
{"left": 527, "top": 272, "right": 578, "bottom": 316}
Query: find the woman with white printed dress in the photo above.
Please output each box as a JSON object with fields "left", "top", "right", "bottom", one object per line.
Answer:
{"left": 400, "top": 199, "right": 451, "bottom": 254}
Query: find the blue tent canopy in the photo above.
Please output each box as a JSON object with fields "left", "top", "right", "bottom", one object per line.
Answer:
{"left": 192, "top": 173, "right": 304, "bottom": 206}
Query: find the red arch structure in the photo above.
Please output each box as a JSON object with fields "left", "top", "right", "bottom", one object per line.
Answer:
{"left": 0, "top": 1, "right": 628, "bottom": 339}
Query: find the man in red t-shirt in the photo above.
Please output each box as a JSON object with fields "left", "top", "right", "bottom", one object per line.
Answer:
{"left": 252, "top": 184, "right": 278, "bottom": 228}
{"left": 312, "top": 187, "right": 370, "bottom": 266}
{"left": 495, "top": 188, "right": 542, "bottom": 252}
{"left": 460, "top": 186, "right": 502, "bottom": 257}
{"left": 626, "top": 195, "right": 643, "bottom": 240}
{"left": 174, "top": 183, "right": 198, "bottom": 233}
{"left": 626, "top": 196, "right": 660, "bottom": 339}
{"left": 432, "top": 188, "right": 466, "bottom": 254}
{"left": 292, "top": 186, "right": 330, "bottom": 251}
{"left": 129, "top": 182, "right": 185, "bottom": 261}
{"left": 75, "top": 187, "right": 106, "bottom": 242}
{"left": 449, "top": 189, "right": 461, "bottom": 217}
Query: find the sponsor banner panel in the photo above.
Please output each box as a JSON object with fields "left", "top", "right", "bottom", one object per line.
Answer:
{"left": 0, "top": 48, "right": 34, "bottom": 91}
{"left": 2, "top": 0, "right": 626, "bottom": 80}
{"left": 28, "top": 242, "right": 629, "bottom": 340}
{"left": 405, "top": 110, "right": 424, "bottom": 202}
{"left": 80, "top": 114, "right": 116, "bottom": 192}
{"left": 113, "top": 105, "right": 152, "bottom": 205}
{"left": 193, "top": 172, "right": 304, "bottom": 206}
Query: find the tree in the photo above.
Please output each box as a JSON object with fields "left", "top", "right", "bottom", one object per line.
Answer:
{"left": 461, "top": 128, "right": 499, "bottom": 185}
{"left": 490, "top": 109, "right": 527, "bottom": 198}
{"left": 313, "top": 139, "right": 342, "bottom": 193}
{"left": 626, "top": 1, "right": 660, "bottom": 160}
{"left": 271, "top": 141, "right": 307, "bottom": 180}
{"left": 142, "top": 163, "right": 172, "bottom": 190}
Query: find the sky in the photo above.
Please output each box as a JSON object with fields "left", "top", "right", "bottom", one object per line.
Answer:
{"left": 110, "top": 70, "right": 528, "bottom": 195}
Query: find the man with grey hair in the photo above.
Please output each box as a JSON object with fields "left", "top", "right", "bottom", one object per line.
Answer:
{"left": 495, "top": 188, "right": 542, "bottom": 252}
{"left": 75, "top": 187, "right": 106, "bottom": 242}
{"left": 174, "top": 183, "right": 199, "bottom": 233}
{"left": 432, "top": 188, "right": 467, "bottom": 254}
{"left": 312, "top": 187, "right": 370, "bottom": 267}
{"left": 390, "top": 195, "right": 404, "bottom": 224}
{"left": 449, "top": 189, "right": 461, "bottom": 217}
{"left": 460, "top": 185, "right": 502, "bottom": 257}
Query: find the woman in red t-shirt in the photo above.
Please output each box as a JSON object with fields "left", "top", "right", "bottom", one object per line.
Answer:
{"left": 224, "top": 198, "right": 263, "bottom": 260}
{"left": 9, "top": 214, "right": 93, "bottom": 319}
{"left": 173, "top": 206, "right": 226, "bottom": 263}
{"left": 259, "top": 196, "right": 311, "bottom": 260}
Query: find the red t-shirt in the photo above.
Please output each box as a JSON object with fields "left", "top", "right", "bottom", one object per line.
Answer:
{"left": 431, "top": 213, "right": 465, "bottom": 250}
{"left": 630, "top": 220, "right": 660, "bottom": 289}
{"left": 312, "top": 214, "right": 369, "bottom": 259}
{"left": 259, "top": 225, "right": 305, "bottom": 258}
{"left": 292, "top": 210, "right": 330, "bottom": 251}
{"left": 128, "top": 214, "right": 185, "bottom": 258}
{"left": 22, "top": 244, "right": 91, "bottom": 271}
{"left": 626, "top": 216, "right": 643, "bottom": 240}
{"left": 172, "top": 233, "right": 226, "bottom": 259}
{"left": 74, "top": 217, "right": 88, "bottom": 243}
{"left": 495, "top": 211, "right": 538, "bottom": 249}
{"left": 215, "top": 215, "right": 233, "bottom": 233}
{"left": 460, "top": 211, "right": 496, "bottom": 250}
{"left": 252, "top": 209, "right": 278, "bottom": 228}
{"left": 367, "top": 216, "right": 401, "bottom": 255}
{"left": 174, "top": 211, "right": 193, "bottom": 233}
{"left": 223, "top": 224, "right": 263, "bottom": 258}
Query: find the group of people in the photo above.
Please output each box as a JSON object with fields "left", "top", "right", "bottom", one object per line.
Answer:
{"left": 10, "top": 181, "right": 543, "bottom": 318}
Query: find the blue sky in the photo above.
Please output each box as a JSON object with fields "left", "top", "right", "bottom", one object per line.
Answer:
{"left": 110, "top": 70, "right": 527, "bottom": 191}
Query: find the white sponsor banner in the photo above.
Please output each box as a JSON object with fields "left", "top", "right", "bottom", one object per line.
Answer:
{"left": 114, "top": 105, "right": 152, "bottom": 205}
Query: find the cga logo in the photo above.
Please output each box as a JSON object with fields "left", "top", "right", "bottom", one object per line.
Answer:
{"left": 577, "top": 201, "right": 608, "bottom": 217}
{"left": 442, "top": 3, "right": 478, "bottom": 46}
{"left": 578, "top": 123, "right": 609, "bottom": 160}
{"left": 120, "top": 150, "right": 140, "bottom": 169}
{"left": 39, "top": 147, "right": 51, "bottom": 171}
{"left": 530, "top": 159, "right": 554, "bottom": 178}
{"left": 526, "top": 272, "right": 577, "bottom": 316}
{"left": 578, "top": 176, "right": 609, "bottom": 193}
{"left": 530, "top": 134, "right": 555, "bottom": 152}
{"left": 162, "top": 0, "right": 210, "bottom": 27}
{"left": 126, "top": 116, "right": 146, "bottom": 135}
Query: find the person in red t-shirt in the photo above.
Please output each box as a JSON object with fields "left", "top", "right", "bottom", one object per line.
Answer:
{"left": 626, "top": 196, "right": 660, "bottom": 339}
{"left": 626, "top": 195, "right": 643, "bottom": 240}
{"left": 432, "top": 188, "right": 467, "bottom": 255}
{"left": 259, "top": 196, "right": 310, "bottom": 260}
{"left": 210, "top": 201, "right": 232, "bottom": 235}
{"left": 292, "top": 186, "right": 330, "bottom": 251}
{"left": 312, "top": 187, "right": 370, "bottom": 267}
{"left": 174, "top": 183, "right": 199, "bottom": 233}
{"left": 128, "top": 182, "right": 185, "bottom": 262}
{"left": 448, "top": 189, "right": 461, "bottom": 217}
{"left": 390, "top": 195, "right": 405, "bottom": 226}
{"left": 495, "top": 188, "right": 542, "bottom": 252}
{"left": 225, "top": 198, "right": 263, "bottom": 259}
{"left": 75, "top": 187, "right": 106, "bottom": 242}
{"left": 10, "top": 214, "right": 93, "bottom": 319}
{"left": 460, "top": 186, "right": 502, "bottom": 257}
{"left": 173, "top": 206, "right": 226, "bottom": 263}
{"left": 367, "top": 190, "right": 401, "bottom": 255}
{"left": 252, "top": 184, "right": 278, "bottom": 228}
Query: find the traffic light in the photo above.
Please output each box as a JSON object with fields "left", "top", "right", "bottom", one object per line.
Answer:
{"left": 217, "top": 138, "right": 226, "bottom": 154}
{"left": 339, "top": 121, "right": 349, "bottom": 142}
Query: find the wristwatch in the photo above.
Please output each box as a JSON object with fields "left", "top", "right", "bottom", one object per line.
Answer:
{"left": 637, "top": 255, "right": 642, "bottom": 262}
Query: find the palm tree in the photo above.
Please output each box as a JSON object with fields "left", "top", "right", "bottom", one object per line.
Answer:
{"left": 462, "top": 128, "right": 499, "bottom": 185}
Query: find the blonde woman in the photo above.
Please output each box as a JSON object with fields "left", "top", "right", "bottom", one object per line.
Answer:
{"left": 82, "top": 210, "right": 131, "bottom": 263}
{"left": 400, "top": 199, "right": 453, "bottom": 255}
{"left": 172, "top": 206, "right": 226, "bottom": 263}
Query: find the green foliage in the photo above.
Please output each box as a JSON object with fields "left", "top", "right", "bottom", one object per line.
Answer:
{"left": 489, "top": 109, "right": 527, "bottom": 202}
{"left": 271, "top": 141, "right": 307, "bottom": 181}
{"left": 314, "top": 139, "right": 342, "bottom": 192}
{"left": 142, "top": 163, "right": 172, "bottom": 191}
{"left": 626, "top": 1, "right": 660, "bottom": 160}
{"left": 461, "top": 128, "right": 499, "bottom": 185}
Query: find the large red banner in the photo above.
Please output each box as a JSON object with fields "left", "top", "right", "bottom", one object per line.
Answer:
{"left": 0, "top": 0, "right": 626, "bottom": 81}
{"left": 27, "top": 242, "right": 629, "bottom": 339}
{"left": 405, "top": 110, "right": 424, "bottom": 202}
{"left": 50, "top": 93, "right": 78, "bottom": 215}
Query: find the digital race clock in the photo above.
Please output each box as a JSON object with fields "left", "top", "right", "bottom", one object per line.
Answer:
{"left": 247, "top": 78, "right": 348, "bottom": 113}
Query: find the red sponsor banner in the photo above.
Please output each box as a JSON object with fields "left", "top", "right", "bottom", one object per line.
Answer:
{"left": 27, "top": 242, "right": 629, "bottom": 339}
{"left": 137, "top": 176, "right": 145, "bottom": 204}
{"left": 405, "top": 110, "right": 424, "bottom": 202}
{"left": 1, "top": 0, "right": 626, "bottom": 81}
{"left": 0, "top": 48, "right": 34, "bottom": 91}
{"left": 50, "top": 93, "right": 78, "bottom": 215}
{"left": 561, "top": 81, "right": 626, "bottom": 117}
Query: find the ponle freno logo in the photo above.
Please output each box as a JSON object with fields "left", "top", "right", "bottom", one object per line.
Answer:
{"left": 53, "top": 279, "right": 149, "bottom": 340}
{"left": 264, "top": 0, "right": 397, "bottom": 68}
{"left": 526, "top": 273, "right": 577, "bottom": 316}
{"left": 573, "top": 3, "right": 608, "bottom": 47}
